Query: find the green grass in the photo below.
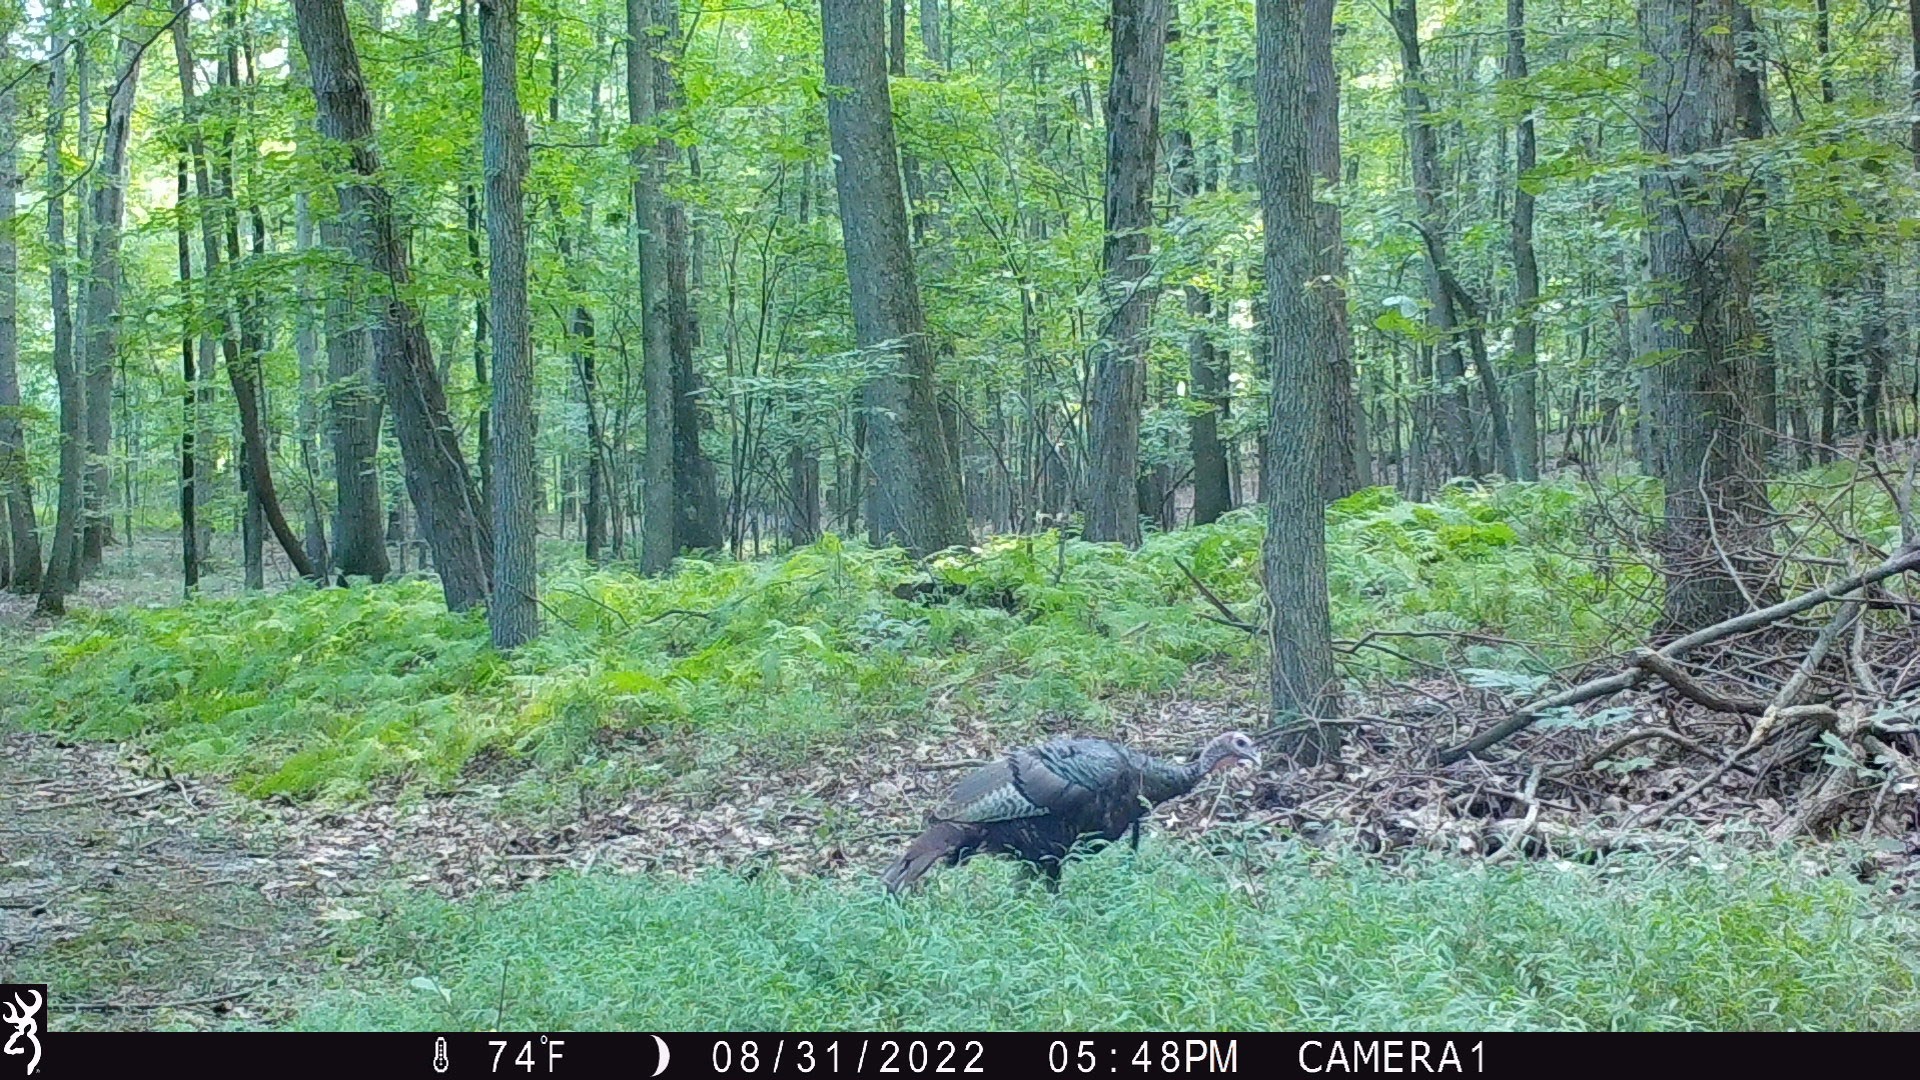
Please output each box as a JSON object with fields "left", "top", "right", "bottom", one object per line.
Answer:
{"left": 295, "top": 845, "right": 1920, "bottom": 1031}
{"left": 7, "top": 480, "right": 1657, "bottom": 799}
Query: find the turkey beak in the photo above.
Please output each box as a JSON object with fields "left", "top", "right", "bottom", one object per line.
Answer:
{"left": 1247, "top": 749, "right": 1263, "bottom": 770}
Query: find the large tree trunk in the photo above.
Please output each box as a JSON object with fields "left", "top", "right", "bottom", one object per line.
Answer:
{"left": 1639, "top": 0, "right": 1775, "bottom": 628}
{"left": 652, "top": 0, "right": 721, "bottom": 554}
{"left": 629, "top": 0, "right": 677, "bottom": 573}
{"left": 820, "top": 0, "right": 969, "bottom": 556}
{"left": 38, "top": 11, "right": 83, "bottom": 616}
{"left": 1084, "top": 0, "right": 1168, "bottom": 547}
{"left": 1258, "top": 0, "right": 1339, "bottom": 762}
{"left": 320, "top": 214, "right": 390, "bottom": 583}
{"left": 1389, "top": 0, "right": 1472, "bottom": 480}
{"left": 0, "top": 57, "right": 41, "bottom": 594}
{"left": 480, "top": 0, "right": 538, "bottom": 648}
{"left": 1307, "top": 0, "right": 1370, "bottom": 500}
{"left": 80, "top": 32, "right": 141, "bottom": 570}
{"left": 1506, "top": 0, "right": 1541, "bottom": 480}
{"left": 295, "top": 0, "right": 493, "bottom": 610}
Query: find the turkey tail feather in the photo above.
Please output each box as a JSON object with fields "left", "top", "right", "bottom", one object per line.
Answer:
{"left": 883, "top": 821, "right": 974, "bottom": 894}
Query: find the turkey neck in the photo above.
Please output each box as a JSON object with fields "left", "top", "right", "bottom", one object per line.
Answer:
{"left": 1138, "top": 748, "right": 1214, "bottom": 806}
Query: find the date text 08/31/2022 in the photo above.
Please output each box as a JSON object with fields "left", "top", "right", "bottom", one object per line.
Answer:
{"left": 700, "top": 1038, "right": 1485, "bottom": 1075}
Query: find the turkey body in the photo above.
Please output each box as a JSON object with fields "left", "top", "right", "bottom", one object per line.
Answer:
{"left": 882, "top": 733, "right": 1257, "bottom": 893}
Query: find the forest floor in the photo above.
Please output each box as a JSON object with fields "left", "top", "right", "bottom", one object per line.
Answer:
{"left": 7, "top": 518, "right": 1920, "bottom": 1028}
{"left": 0, "top": 687, "right": 1273, "bottom": 1028}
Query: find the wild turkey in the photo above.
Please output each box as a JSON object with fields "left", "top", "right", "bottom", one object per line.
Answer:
{"left": 881, "top": 731, "right": 1261, "bottom": 893}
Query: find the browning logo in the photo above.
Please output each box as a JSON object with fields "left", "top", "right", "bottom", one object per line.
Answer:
{"left": 0, "top": 986, "right": 43, "bottom": 1077}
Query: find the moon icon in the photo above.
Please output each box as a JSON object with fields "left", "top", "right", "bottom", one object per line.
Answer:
{"left": 650, "top": 1034, "right": 671, "bottom": 1077}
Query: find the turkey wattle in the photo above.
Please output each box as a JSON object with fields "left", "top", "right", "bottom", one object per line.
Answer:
{"left": 881, "top": 731, "right": 1262, "bottom": 893}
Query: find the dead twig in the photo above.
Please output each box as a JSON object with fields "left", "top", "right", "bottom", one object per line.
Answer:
{"left": 163, "top": 766, "right": 198, "bottom": 812}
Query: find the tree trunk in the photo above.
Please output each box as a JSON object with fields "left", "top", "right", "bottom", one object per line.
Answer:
{"left": 1639, "top": 0, "right": 1775, "bottom": 628}
{"left": 0, "top": 56, "right": 41, "bottom": 594}
{"left": 295, "top": 0, "right": 493, "bottom": 610}
{"left": 1258, "top": 0, "right": 1339, "bottom": 762}
{"left": 80, "top": 32, "right": 140, "bottom": 570}
{"left": 788, "top": 439, "right": 821, "bottom": 547}
{"left": 1306, "top": 0, "right": 1370, "bottom": 499}
{"left": 1506, "top": 0, "right": 1541, "bottom": 480}
{"left": 629, "top": 0, "right": 677, "bottom": 573}
{"left": 480, "top": 0, "right": 538, "bottom": 648}
{"left": 175, "top": 155, "right": 198, "bottom": 593}
{"left": 294, "top": 195, "right": 330, "bottom": 575}
{"left": 1085, "top": 0, "right": 1168, "bottom": 548}
{"left": 820, "top": 0, "right": 969, "bottom": 556}
{"left": 653, "top": 0, "right": 720, "bottom": 554}
{"left": 174, "top": 0, "right": 320, "bottom": 585}
{"left": 38, "top": 10, "right": 82, "bottom": 616}
{"left": 1732, "top": 2, "right": 1775, "bottom": 444}
{"left": 320, "top": 212, "right": 390, "bottom": 583}
{"left": 1389, "top": 0, "right": 1472, "bottom": 479}
{"left": 1167, "top": 23, "right": 1230, "bottom": 528}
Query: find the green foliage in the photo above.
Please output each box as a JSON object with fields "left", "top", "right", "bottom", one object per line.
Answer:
{"left": 7, "top": 480, "right": 1656, "bottom": 798}
{"left": 13, "top": 582, "right": 507, "bottom": 801}
{"left": 295, "top": 847, "right": 1920, "bottom": 1031}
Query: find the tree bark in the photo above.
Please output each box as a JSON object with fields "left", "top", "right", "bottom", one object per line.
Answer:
{"left": 820, "top": 0, "right": 969, "bottom": 556}
{"left": 1506, "top": 0, "right": 1541, "bottom": 480}
{"left": 295, "top": 0, "right": 493, "bottom": 610}
{"left": 38, "top": 8, "right": 82, "bottom": 616}
{"left": 1085, "top": 0, "right": 1168, "bottom": 547}
{"left": 652, "top": 0, "right": 720, "bottom": 553}
{"left": 1731, "top": 2, "right": 1775, "bottom": 443}
{"left": 175, "top": 155, "right": 198, "bottom": 593}
{"left": 629, "top": 0, "right": 677, "bottom": 573}
{"left": 1389, "top": 0, "right": 1472, "bottom": 480}
{"left": 289, "top": 193, "right": 330, "bottom": 578}
{"left": 481, "top": 0, "right": 538, "bottom": 648}
{"left": 0, "top": 53, "right": 40, "bottom": 594}
{"left": 319, "top": 210, "right": 390, "bottom": 583}
{"left": 1258, "top": 0, "right": 1339, "bottom": 762}
{"left": 1306, "top": 0, "right": 1370, "bottom": 499}
{"left": 80, "top": 31, "right": 140, "bottom": 570}
{"left": 1638, "top": 0, "right": 1775, "bottom": 628}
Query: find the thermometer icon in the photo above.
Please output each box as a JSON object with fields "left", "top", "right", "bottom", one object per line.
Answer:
{"left": 433, "top": 1036, "right": 450, "bottom": 1074}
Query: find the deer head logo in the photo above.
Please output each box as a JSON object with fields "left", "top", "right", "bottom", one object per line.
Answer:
{"left": 1, "top": 990, "right": 41, "bottom": 1076}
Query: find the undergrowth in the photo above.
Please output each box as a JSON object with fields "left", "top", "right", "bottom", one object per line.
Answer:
{"left": 295, "top": 845, "right": 1920, "bottom": 1031}
{"left": 8, "top": 481, "right": 1655, "bottom": 799}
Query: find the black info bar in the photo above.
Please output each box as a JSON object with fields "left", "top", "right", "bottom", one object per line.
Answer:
{"left": 24, "top": 1030, "right": 1896, "bottom": 1078}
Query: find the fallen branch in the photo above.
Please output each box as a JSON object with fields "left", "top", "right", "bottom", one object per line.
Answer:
{"left": 1629, "top": 650, "right": 1766, "bottom": 715}
{"left": 1174, "top": 558, "right": 1258, "bottom": 635}
{"left": 20, "top": 781, "right": 168, "bottom": 812}
{"left": 1575, "top": 726, "right": 1756, "bottom": 776}
{"left": 1440, "top": 544, "right": 1920, "bottom": 763}
{"left": 65, "top": 987, "right": 254, "bottom": 1012}
{"left": 1485, "top": 767, "right": 1542, "bottom": 865}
